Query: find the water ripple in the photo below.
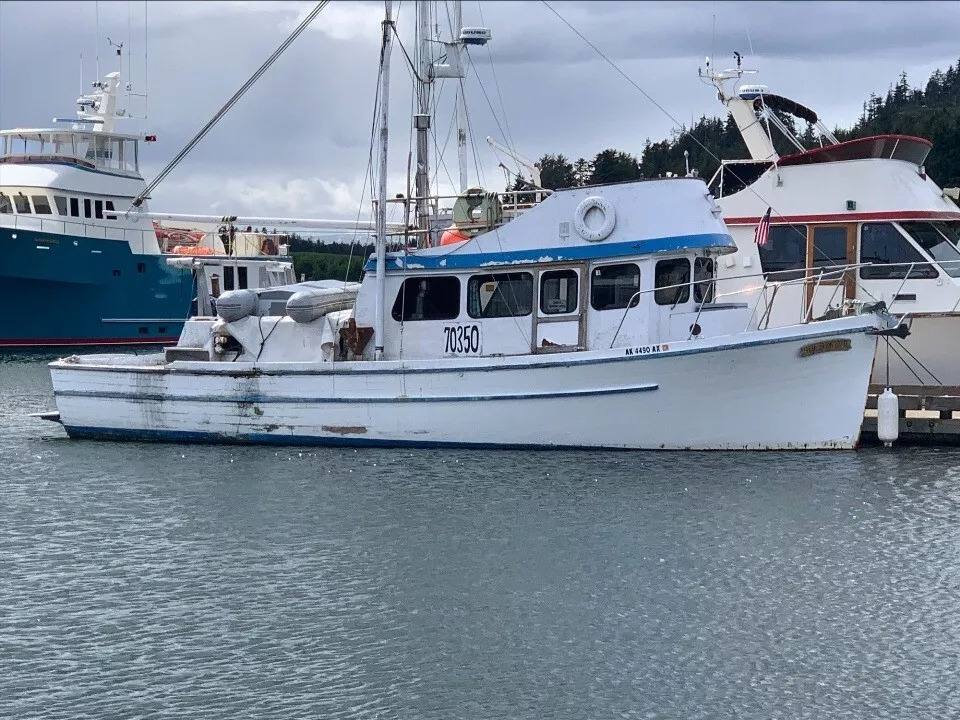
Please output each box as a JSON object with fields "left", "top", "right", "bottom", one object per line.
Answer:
{"left": 2, "top": 358, "right": 959, "bottom": 718}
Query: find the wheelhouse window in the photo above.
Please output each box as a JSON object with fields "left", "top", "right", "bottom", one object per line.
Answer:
{"left": 467, "top": 272, "right": 533, "bottom": 318}
{"left": 13, "top": 195, "right": 30, "bottom": 213}
{"left": 54, "top": 196, "right": 68, "bottom": 215}
{"left": 811, "top": 226, "right": 848, "bottom": 270}
{"left": 104, "top": 200, "right": 117, "bottom": 220}
{"left": 899, "top": 221, "right": 960, "bottom": 278}
{"left": 83, "top": 198, "right": 92, "bottom": 218}
{"left": 223, "top": 266, "right": 235, "bottom": 291}
{"left": 69, "top": 198, "right": 80, "bottom": 217}
{"left": 238, "top": 266, "right": 248, "bottom": 289}
{"left": 31, "top": 195, "right": 52, "bottom": 214}
{"left": 392, "top": 276, "right": 461, "bottom": 321}
{"left": 0, "top": 195, "right": 11, "bottom": 213}
{"left": 94, "top": 200, "right": 104, "bottom": 220}
{"left": 539, "top": 269, "right": 578, "bottom": 314}
{"left": 654, "top": 258, "right": 691, "bottom": 305}
{"left": 860, "top": 223, "right": 937, "bottom": 279}
{"left": 590, "top": 263, "right": 639, "bottom": 310}
{"left": 694, "top": 257, "right": 715, "bottom": 304}
{"left": 758, "top": 224, "right": 807, "bottom": 281}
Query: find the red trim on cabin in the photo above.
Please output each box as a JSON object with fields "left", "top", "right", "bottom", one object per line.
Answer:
{"left": 777, "top": 134, "right": 932, "bottom": 167}
{"left": 0, "top": 337, "right": 179, "bottom": 348}
{"left": 725, "top": 209, "right": 960, "bottom": 226}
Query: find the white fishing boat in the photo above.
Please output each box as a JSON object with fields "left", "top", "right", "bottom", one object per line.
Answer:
{"left": 43, "top": 2, "right": 903, "bottom": 450}
{"left": 701, "top": 57, "right": 960, "bottom": 386}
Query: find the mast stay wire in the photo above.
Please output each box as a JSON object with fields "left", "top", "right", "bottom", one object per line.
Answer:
{"left": 465, "top": 48, "right": 524, "bottom": 184}
{"left": 129, "top": 1, "right": 330, "bottom": 210}
{"left": 475, "top": 1, "right": 521, "bottom": 166}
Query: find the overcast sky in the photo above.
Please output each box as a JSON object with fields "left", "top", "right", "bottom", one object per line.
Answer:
{"left": 1, "top": 1, "right": 958, "bottom": 223}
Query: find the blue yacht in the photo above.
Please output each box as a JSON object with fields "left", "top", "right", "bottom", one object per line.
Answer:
{"left": 0, "top": 71, "right": 294, "bottom": 347}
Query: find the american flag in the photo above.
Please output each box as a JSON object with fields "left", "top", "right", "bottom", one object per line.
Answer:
{"left": 754, "top": 207, "right": 772, "bottom": 247}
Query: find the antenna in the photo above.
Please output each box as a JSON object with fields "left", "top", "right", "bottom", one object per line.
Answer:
{"left": 95, "top": 0, "right": 100, "bottom": 81}
{"left": 127, "top": 0, "right": 132, "bottom": 86}
{"left": 734, "top": 51, "right": 742, "bottom": 69}
{"left": 144, "top": 0, "right": 149, "bottom": 123}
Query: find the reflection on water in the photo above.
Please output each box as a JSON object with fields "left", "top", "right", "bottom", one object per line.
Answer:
{"left": 2, "top": 357, "right": 958, "bottom": 719}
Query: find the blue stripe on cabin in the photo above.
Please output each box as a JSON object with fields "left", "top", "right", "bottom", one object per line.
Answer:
{"left": 362, "top": 232, "right": 736, "bottom": 272}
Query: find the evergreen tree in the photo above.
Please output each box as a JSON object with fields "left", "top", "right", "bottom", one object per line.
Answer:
{"left": 588, "top": 149, "right": 641, "bottom": 185}
{"left": 537, "top": 154, "right": 576, "bottom": 190}
{"left": 573, "top": 157, "right": 593, "bottom": 187}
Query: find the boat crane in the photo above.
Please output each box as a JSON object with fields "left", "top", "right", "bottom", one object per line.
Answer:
{"left": 485, "top": 136, "right": 543, "bottom": 189}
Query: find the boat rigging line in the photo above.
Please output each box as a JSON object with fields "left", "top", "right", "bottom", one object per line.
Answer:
{"left": 475, "top": 1, "right": 519, "bottom": 170}
{"left": 128, "top": 1, "right": 330, "bottom": 211}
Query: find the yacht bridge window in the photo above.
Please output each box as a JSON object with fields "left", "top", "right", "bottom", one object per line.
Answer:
{"left": 54, "top": 196, "right": 68, "bottom": 215}
{"left": 0, "top": 131, "right": 140, "bottom": 175}
{"left": 468, "top": 272, "right": 533, "bottom": 318}
{"left": 655, "top": 258, "right": 691, "bottom": 305}
{"left": 0, "top": 195, "right": 11, "bottom": 214}
{"left": 757, "top": 224, "right": 807, "bottom": 281}
{"left": 859, "top": 223, "right": 937, "bottom": 279}
{"left": 811, "top": 226, "right": 848, "bottom": 270}
{"left": 392, "top": 276, "right": 461, "bottom": 321}
{"left": 30, "top": 195, "right": 52, "bottom": 215}
{"left": 590, "top": 263, "right": 640, "bottom": 310}
{"left": 899, "top": 221, "right": 960, "bottom": 278}
{"left": 13, "top": 195, "right": 30, "bottom": 213}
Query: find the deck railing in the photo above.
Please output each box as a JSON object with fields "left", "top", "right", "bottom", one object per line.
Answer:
{"left": 0, "top": 214, "right": 159, "bottom": 254}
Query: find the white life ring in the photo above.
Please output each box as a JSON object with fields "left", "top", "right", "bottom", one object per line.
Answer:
{"left": 574, "top": 196, "right": 616, "bottom": 242}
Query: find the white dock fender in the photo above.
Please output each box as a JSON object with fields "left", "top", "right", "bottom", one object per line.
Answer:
{"left": 574, "top": 196, "right": 616, "bottom": 241}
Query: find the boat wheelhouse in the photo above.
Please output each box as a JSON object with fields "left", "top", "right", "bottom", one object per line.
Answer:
{"left": 701, "top": 59, "right": 960, "bottom": 386}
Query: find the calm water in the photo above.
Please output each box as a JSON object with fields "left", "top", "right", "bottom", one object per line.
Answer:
{"left": 2, "top": 352, "right": 959, "bottom": 719}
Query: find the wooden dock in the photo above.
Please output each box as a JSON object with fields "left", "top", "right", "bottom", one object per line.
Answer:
{"left": 861, "top": 384, "right": 960, "bottom": 445}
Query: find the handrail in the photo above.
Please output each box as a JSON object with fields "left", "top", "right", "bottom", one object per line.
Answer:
{"left": 384, "top": 189, "right": 554, "bottom": 204}
{"left": 0, "top": 213, "right": 157, "bottom": 253}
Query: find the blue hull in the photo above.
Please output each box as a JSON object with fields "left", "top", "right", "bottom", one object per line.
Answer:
{"left": 0, "top": 227, "right": 195, "bottom": 347}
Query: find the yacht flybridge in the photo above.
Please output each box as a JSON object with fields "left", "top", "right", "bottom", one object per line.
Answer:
{"left": 0, "top": 67, "right": 298, "bottom": 347}
{"left": 44, "top": 2, "right": 903, "bottom": 450}
{"left": 701, "top": 56, "right": 960, "bottom": 386}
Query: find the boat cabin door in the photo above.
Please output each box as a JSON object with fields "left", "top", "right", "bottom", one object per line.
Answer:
{"left": 533, "top": 265, "right": 586, "bottom": 352}
{"left": 804, "top": 224, "right": 857, "bottom": 319}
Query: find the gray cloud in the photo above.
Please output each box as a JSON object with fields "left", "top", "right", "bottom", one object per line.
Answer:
{"left": 1, "top": 1, "right": 957, "bottom": 219}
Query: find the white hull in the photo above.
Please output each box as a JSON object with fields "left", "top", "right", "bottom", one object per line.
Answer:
{"left": 51, "top": 316, "right": 879, "bottom": 450}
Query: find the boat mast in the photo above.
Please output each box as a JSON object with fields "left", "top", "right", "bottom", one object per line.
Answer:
{"left": 374, "top": 1, "right": 395, "bottom": 361}
{"left": 414, "top": 1, "right": 433, "bottom": 245}
{"left": 454, "top": 0, "right": 468, "bottom": 193}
